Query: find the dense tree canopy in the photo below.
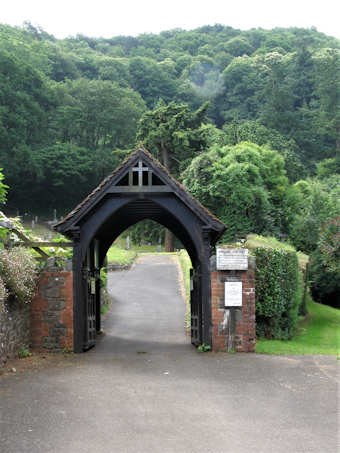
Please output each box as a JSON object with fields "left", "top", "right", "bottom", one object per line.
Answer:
{"left": 137, "top": 100, "right": 212, "bottom": 175}
{"left": 182, "top": 142, "right": 289, "bottom": 240}
{"left": 0, "top": 23, "right": 338, "bottom": 305}
{"left": 0, "top": 23, "right": 338, "bottom": 215}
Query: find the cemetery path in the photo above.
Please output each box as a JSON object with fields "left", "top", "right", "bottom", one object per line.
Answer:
{"left": 96, "top": 253, "right": 191, "bottom": 354}
{"left": 0, "top": 254, "right": 338, "bottom": 453}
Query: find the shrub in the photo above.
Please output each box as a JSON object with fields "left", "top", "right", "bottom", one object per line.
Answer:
{"left": 254, "top": 247, "right": 301, "bottom": 339}
{"left": 100, "top": 267, "right": 107, "bottom": 288}
{"left": 0, "top": 247, "right": 37, "bottom": 306}
{"left": 309, "top": 217, "right": 340, "bottom": 308}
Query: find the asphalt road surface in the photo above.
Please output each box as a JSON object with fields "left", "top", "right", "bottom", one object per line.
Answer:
{"left": 0, "top": 254, "right": 338, "bottom": 453}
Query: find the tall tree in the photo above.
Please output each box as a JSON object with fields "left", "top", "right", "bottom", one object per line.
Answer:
{"left": 137, "top": 100, "right": 211, "bottom": 251}
{"left": 182, "top": 142, "right": 289, "bottom": 241}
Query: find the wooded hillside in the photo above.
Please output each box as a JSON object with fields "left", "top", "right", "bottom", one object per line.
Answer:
{"left": 0, "top": 23, "right": 338, "bottom": 213}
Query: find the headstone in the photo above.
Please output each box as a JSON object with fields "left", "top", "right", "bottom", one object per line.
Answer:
{"left": 31, "top": 220, "right": 35, "bottom": 230}
{"left": 48, "top": 231, "right": 52, "bottom": 240}
{"left": 224, "top": 282, "right": 243, "bottom": 307}
{"left": 216, "top": 248, "right": 248, "bottom": 270}
{"left": 126, "top": 235, "right": 130, "bottom": 250}
{"left": 53, "top": 209, "right": 57, "bottom": 222}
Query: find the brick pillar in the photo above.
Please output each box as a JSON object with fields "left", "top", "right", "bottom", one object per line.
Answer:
{"left": 30, "top": 270, "right": 74, "bottom": 351}
{"left": 210, "top": 256, "right": 256, "bottom": 352}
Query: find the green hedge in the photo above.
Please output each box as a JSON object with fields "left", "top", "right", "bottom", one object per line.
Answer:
{"left": 254, "top": 247, "right": 301, "bottom": 340}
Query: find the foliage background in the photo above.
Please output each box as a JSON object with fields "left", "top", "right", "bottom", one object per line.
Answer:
{"left": 0, "top": 23, "right": 338, "bottom": 307}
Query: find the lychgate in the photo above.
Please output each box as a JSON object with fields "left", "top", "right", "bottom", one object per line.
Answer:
{"left": 55, "top": 146, "right": 226, "bottom": 352}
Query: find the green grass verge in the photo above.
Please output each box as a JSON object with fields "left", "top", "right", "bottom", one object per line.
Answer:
{"left": 245, "top": 234, "right": 309, "bottom": 270}
{"left": 256, "top": 296, "right": 340, "bottom": 355}
{"left": 106, "top": 243, "right": 169, "bottom": 264}
{"left": 178, "top": 250, "right": 191, "bottom": 301}
{"left": 106, "top": 245, "right": 137, "bottom": 265}
{"left": 177, "top": 249, "right": 192, "bottom": 329}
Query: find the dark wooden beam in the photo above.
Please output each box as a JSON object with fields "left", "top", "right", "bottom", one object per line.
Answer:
{"left": 10, "top": 227, "right": 49, "bottom": 259}
{"left": 108, "top": 186, "right": 173, "bottom": 193}
{"left": 19, "top": 242, "right": 74, "bottom": 247}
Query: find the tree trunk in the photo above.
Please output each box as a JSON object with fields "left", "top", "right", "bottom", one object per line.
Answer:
{"left": 164, "top": 229, "right": 174, "bottom": 252}
{"left": 161, "top": 143, "right": 174, "bottom": 252}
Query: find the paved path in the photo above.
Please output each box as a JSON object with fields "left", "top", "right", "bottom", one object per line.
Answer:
{"left": 98, "top": 254, "right": 190, "bottom": 354}
{"left": 0, "top": 255, "right": 338, "bottom": 453}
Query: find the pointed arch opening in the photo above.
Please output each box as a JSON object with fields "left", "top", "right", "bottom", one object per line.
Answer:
{"left": 54, "top": 147, "right": 226, "bottom": 352}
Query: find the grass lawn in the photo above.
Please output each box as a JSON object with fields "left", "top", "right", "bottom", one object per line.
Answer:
{"left": 245, "top": 234, "right": 309, "bottom": 270}
{"left": 256, "top": 297, "right": 340, "bottom": 356}
{"left": 106, "top": 242, "right": 177, "bottom": 264}
{"left": 106, "top": 245, "right": 137, "bottom": 265}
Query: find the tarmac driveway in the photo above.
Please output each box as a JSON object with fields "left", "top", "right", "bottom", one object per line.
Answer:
{"left": 0, "top": 254, "right": 338, "bottom": 453}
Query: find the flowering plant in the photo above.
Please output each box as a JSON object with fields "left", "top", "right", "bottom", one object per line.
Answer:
{"left": 0, "top": 247, "right": 37, "bottom": 307}
{"left": 0, "top": 276, "right": 8, "bottom": 313}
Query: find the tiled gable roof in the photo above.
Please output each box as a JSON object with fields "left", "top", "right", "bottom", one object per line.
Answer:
{"left": 55, "top": 146, "right": 225, "bottom": 232}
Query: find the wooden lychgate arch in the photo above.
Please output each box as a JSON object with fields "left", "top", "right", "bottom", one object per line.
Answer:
{"left": 55, "top": 147, "right": 226, "bottom": 353}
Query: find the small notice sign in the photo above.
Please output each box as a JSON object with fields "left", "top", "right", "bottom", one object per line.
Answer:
{"left": 225, "top": 282, "right": 242, "bottom": 307}
{"left": 216, "top": 248, "right": 248, "bottom": 270}
{"left": 90, "top": 278, "right": 96, "bottom": 295}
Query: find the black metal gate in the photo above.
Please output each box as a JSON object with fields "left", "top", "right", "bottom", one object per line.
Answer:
{"left": 82, "top": 244, "right": 97, "bottom": 350}
{"left": 190, "top": 267, "right": 202, "bottom": 346}
{"left": 83, "top": 266, "right": 96, "bottom": 350}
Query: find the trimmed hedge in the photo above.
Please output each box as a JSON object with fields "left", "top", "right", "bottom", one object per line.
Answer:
{"left": 254, "top": 247, "right": 301, "bottom": 340}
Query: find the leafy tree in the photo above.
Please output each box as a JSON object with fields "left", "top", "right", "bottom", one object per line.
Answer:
{"left": 95, "top": 56, "right": 131, "bottom": 86}
{"left": 309, "top": 217, "right": 340, "bottom": 307}
{"left": 137, "top": 100, "right": 211, "bottom": 176}
{"left": 312, "top": 48, "right": 340, "bottom": 159}
{"left": 31, "top": 143, "right": 102, "bottom": 212}
{"left": 317, "top": 157, "right": 340, "bottom": 179}
{"left": 224, "top": 37, "right": 253, "bottom": 57}
{"left": 288, "top": 178, "right": 340, "bottom": 253}
{"left": 0, "top": 169, "right": 8, "bottom": 205}
{"left": 260, "top": 52, "right": 297, "bottom": 134}
{"left": 50, "top": 78, "right": 146, "bottom": 149}
{"left": 183, "top": 142, "right": 288, "bottom": 240}
{"left": 129, "top": 57, "right": 177, "bottom": 107}
{"left": 222, "top": 55, "right": 266, "bottom": 122}
{"left": 221, "top": 120, "right": 305, "bottom": 182}
{"left": 137, "top": 100, "right": 211, "bottom": 250}
{"left": 0, "top": 49, "right": 53, "bottom": 151}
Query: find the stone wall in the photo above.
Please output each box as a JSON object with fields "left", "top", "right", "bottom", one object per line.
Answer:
{"left": 30, "top": 269, "right": 73, "bottom": 351}
{"left": 210, "top": 255, "right": 256, "bottom": 352}
{"left": 0, "top": 302, "right": 30, "bottom": 366}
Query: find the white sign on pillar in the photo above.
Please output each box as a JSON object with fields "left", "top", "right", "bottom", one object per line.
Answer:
{"left": 224, "top": 282, "right": 243, "bottom": 307}
{"left": 217, "top": 248, "right": 248, "bottom": 270}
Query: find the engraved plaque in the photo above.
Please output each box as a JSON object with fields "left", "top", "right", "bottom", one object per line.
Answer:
{"left": 217, "top": 248, "right": 248, "bottom": 270}
{"left": 225, "top": 282, "right": 242, "bottom": 307}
